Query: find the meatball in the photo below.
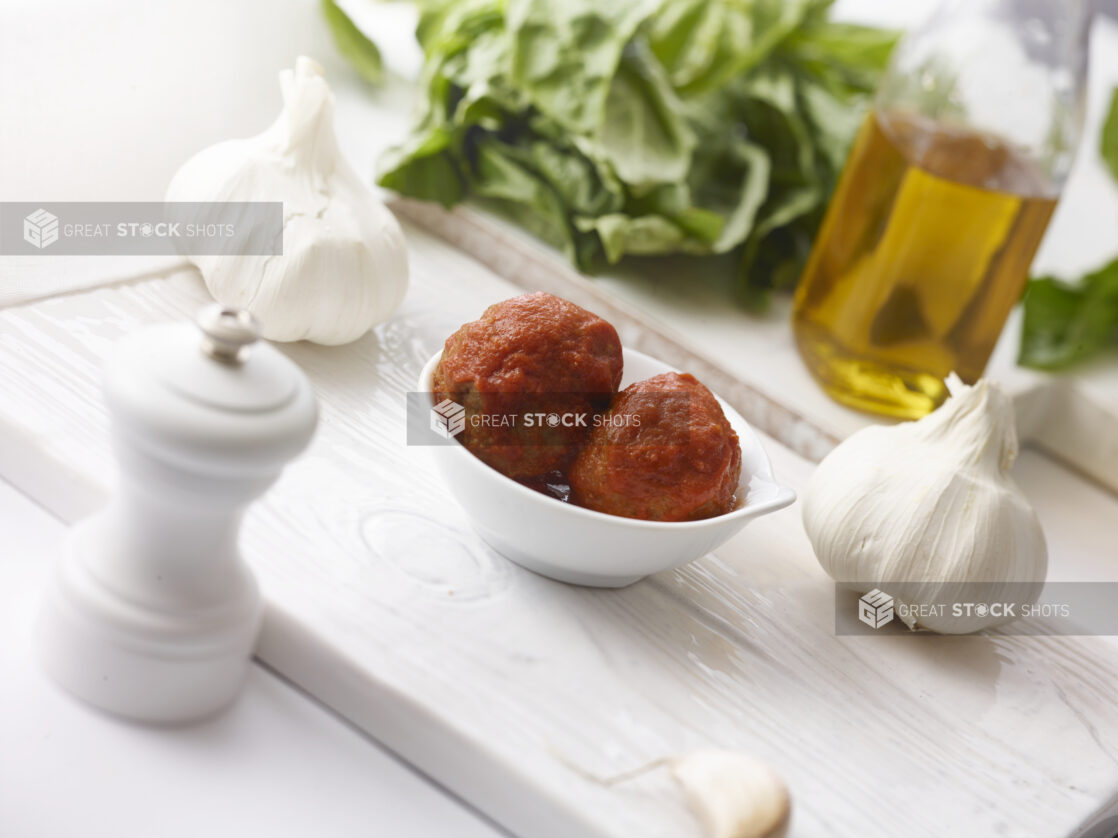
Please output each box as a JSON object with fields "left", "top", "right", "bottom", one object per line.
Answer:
{"left": 434, "top": 292, "right": 623, "bottom": 479}
{"left": 570, "top": 373, "right": 742, "bottom": 521}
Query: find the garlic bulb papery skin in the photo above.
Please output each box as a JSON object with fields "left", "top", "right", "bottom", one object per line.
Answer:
{"left": 166, "top": 56, "right": 408, "bottom": 345}
{"left": 672, "top": 750, "right": 790, "bottom": 838}
{"left": 803, "top": 376, "right": 1047, "bottom": 634}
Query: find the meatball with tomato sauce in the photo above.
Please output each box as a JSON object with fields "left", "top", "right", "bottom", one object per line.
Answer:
{"left": 434, "top": 292, "right": 623, "bottom": 479}
{"left": 569, "top": 373, "right": 742, "bottom": 521}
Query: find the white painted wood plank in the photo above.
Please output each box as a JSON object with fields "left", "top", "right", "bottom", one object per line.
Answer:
{"left": 2, "top": 221, "right": 1118, "bottom": 837}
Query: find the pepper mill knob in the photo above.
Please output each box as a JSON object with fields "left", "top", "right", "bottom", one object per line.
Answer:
{"left": 36, "top": 305, "right": 318, "bottom": 723}
{"left": 197, "top": 304, "right": 259, "bottom": 364}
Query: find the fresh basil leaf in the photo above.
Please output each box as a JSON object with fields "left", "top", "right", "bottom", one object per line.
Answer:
{"left": 513, "top": 140, "right": 625, "bottom": 217}
{"left": 736, "top": 185, "right": 820, "bottom": 309}
{"left": 647, "top": 0, "right": 751, "bottom": 95}
{"left": 322, "top": 0, "right": 383, "bottom": 86}
{"left": 1019, "top": 257, "right": 1118, "bottom": 370}
{"left": 784, "top": 21, "right": 898, "bottom": 89}
{"left": 797, "top": 79, "right": 866, "bottom": 179}
{"left": 649, "top": 0, "right": 820, "bottom": 96}
{"left": 471, "top": 138, "right": 577, "bottom": 259}
{"left": 589, "top": 40, "right": 696, "bottom": 189}
{"left": 1102, "top": 87, "right": 1118, "bottom": 185}
{"left": 377, "top": 125, "right": 466, "bottom": 206}
{"left": 575, "top": 213, "right": 689, "bottom": 262}
{"left": 1015, "top": 89, "right": 1118, "bottom": 370}
{"left": 693, "top": 140, "right": 772, "bottom": 253}
{"left": 506, "top": 0, "right": 659, "bottom": 132}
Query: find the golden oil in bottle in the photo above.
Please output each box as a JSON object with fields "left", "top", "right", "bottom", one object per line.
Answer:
{"left": 792, "top": 111, "right": 1058, "bottom": 419}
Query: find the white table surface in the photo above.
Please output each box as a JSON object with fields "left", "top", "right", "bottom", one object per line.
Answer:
{"left": 4, "top": 443, "right": 1116, "bottom": 838}
{"left": 0, "top": 477, "right": 505, "bottom": 838}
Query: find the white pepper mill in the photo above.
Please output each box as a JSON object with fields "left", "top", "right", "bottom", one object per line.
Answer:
{"left": 37, "top": 304, "right": 318, "bottom": 723}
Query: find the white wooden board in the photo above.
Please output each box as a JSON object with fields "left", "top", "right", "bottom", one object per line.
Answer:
{"left": 2, "top": 221, "right": 1118, "bottom": 837}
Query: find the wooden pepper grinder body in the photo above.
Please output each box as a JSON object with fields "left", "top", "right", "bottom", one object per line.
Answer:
{"left": 37, "top": 306, "right": 318, "bottom": 723}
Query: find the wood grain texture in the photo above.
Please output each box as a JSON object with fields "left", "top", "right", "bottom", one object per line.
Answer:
{"left": 2, "top": 222, "right": 1118, "bottom": 837}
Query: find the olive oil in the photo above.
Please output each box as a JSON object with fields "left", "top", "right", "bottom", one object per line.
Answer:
{"left": 792, "top": 111, "right": 1058, "bottom": 418}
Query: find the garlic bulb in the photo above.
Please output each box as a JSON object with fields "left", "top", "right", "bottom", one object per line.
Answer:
{"left": 672, "top": 750, "right": 790, "bottom": 838}
{"left": 803, "top": 376, "right": 1047, "bottom": 634}
{"left": 166, "top": 56, "right": 408, "bottom": 345}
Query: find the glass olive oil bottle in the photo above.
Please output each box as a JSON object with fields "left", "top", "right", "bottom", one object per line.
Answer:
{"left": 793, "top": 0, "right": 1092, "bottom": 419}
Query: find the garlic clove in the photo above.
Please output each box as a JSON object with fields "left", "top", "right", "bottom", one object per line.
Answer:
{"left": 672, "top": 749, "right": 791, "bottom": 838}
{"left": 166, "top": 57, "right": 409, "bottom": 346}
